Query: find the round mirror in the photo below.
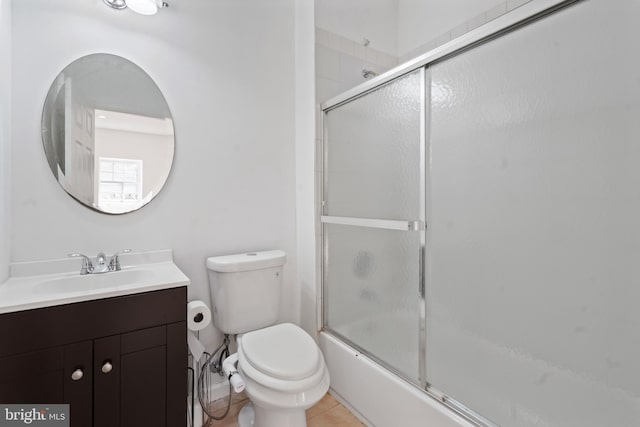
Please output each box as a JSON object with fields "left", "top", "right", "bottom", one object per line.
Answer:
{"left": 41, "top": 53, "right": 175, "bottom": 214}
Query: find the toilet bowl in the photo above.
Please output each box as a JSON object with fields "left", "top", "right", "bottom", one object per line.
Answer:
{"left": 206, "top": 251, "right": 330, "bottom": 427}
{"left": 235, "top": 323, "right": 330, "bottom": 427}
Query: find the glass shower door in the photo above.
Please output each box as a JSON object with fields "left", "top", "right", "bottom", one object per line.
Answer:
{"left": 322, "top": 69, "right": 425, "bottom": 384}
{"left": 427, "top": 1, "right": 640, "bottom": 425}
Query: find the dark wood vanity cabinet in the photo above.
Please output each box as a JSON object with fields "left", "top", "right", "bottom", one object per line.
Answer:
{"left": 0, "top": 287, "right": 187, "bottom": 427}
{"left": 0, "top": 340, "right": 93, "bottom": 423}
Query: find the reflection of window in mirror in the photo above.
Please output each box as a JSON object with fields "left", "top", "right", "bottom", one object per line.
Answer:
{"left": 98, "top": 158, "right": 143, "bottom": 213}
{"left": 92, "top": 108, "right": 173, "bottom": 213}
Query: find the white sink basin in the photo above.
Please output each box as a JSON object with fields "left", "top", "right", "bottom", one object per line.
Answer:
{"left": 0, "top": 250, "right": 190, "bottom": 314}
{"left": 33, "top": 269, "right": 152, "bottom": 294}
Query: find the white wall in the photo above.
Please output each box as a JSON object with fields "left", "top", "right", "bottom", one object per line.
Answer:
{"left": 11, "top": 0, "right": 298, "bottom": 345}
{"left": 314, "top": 0, "right": 398, "bottom": 56}
{"left": 294, "top": 0, "right": 318, "bottom": 338}
{"left": 397, "top": 0, "right": 502, "bottom": 57}
{"left": 0, "top": 0, "right": 11, "bottom": 284}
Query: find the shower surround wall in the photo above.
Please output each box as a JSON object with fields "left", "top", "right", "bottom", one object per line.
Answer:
{"left": 314, "top": 0, "right": 399, "bottom": 57}
{"left": 0, "top": 0, "right": 11, "bottom": 283}
{"left": 315, "top": 28, "right": 398, "bottom": 105}
{"left": 396, "top": 0, "right": 523, "bottom": 62}
{"left": 315, "top": 0, "right": 533, "bottom": 79}
{"left": 10, "top": 0, "right": 299, "bottom": 345}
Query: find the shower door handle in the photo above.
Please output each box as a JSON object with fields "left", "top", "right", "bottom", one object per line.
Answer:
{"left": 321, "top": 216, "right": 424, "bottom": 231}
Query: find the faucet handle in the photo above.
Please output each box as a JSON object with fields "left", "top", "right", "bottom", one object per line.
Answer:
{"left": 68, "top": 253, "right": 94, "bottom": 275}
{"left": 109, "top": 249, "right": 132, "bottom": 271}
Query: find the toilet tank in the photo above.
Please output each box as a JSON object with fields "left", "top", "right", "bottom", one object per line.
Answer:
{"left": 206, "top": 250, "right": 286, "bottom": 335}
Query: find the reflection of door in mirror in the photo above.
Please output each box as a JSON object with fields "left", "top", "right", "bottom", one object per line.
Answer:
{"left": 64, "top": 78, "right": 96, "bottom": 205}
{"left": 42, "top": 73, "right": 67, "bottom": 180}
{"left": 93, "top": 109, "right": 174, "bottom": 214}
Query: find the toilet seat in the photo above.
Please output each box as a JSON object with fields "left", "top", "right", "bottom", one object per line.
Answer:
{"left": 242, "top": 323, "right": 321, "bottom": 380}
{"left": 239, "top": 323, "right": 326, "bottom": 393}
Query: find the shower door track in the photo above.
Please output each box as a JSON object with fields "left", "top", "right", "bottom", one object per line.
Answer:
{"left": 322, "top": 328, "right": 499, "bottom": 427}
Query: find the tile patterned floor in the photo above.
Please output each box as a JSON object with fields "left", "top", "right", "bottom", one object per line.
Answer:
{"left": 205, "top": 392, "right": 365, "bottom": 427}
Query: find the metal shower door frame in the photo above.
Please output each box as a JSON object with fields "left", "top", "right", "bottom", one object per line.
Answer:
{"left": 320, "top": 66, "right": 428, "bottom": 388}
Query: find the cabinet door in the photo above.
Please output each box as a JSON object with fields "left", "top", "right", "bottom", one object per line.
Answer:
{"left": 64, "top": 341, "right": 93, "bottom": 426}
{"left": 0, "top": 341, "right": 92, "bottom": 426}
{"left": 94, "top": 324, "right": 186, "bottom": 427}
{"left": 94, "top": 334, "right": 120, "bottom": 427}
{"left": 120, "top": 325, "right": 166, "bottom": 427}
{"left": 0, "top": 347, "right": 64, "bottom": 403}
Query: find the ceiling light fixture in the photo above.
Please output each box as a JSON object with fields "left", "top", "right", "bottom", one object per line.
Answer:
{"left": 126, "top": 0, "right": 169, "bottom": 15}
{"left": 103, "top": 0, "right": 127, "bottom": 10}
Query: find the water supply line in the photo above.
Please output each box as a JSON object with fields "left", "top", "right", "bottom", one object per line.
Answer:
{"left": 197, "top": 334, "right": 234, "bottom": 421}
{"left": 222, "top": 353, "right": 245, "bottom": 393}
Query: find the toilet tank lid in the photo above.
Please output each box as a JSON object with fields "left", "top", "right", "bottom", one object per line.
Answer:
{"left": 206, "top": 250, "right": 286, "bottom": 273}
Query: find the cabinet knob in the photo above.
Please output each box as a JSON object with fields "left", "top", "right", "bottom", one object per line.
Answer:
{"left": 101, "top": 361, "right": 113, "bottom": 374}
{"left": 71, "top": 369, "right": 84, "bottom": 381}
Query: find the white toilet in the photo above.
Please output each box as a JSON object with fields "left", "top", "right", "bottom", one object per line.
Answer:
{"left": 206, "top": 250, "right": 330, "bottom": 427}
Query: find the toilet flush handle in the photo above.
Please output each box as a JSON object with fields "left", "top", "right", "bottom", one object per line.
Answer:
{"left": 222, "top": 353, "right": 245, "bottom": 393}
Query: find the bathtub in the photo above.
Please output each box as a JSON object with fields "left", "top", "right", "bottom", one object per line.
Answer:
{"left": 320, "top": 331, "right": 474, "bottom": 427}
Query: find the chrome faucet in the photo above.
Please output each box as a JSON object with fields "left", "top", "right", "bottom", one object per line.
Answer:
{"left": 68, "top": 249, "right": 132, "bottom": 275}
{"left": 68, "top": 253, "right": 94, "bottom": 275}
{"left": 108, "top": 249, "right": 132, "bottom": 271}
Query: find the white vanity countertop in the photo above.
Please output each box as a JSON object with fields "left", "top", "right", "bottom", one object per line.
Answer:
{"left": 0, "top": 249, "right": 190, "bottom": 314}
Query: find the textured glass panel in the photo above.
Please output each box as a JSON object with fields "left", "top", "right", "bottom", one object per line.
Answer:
{"left": 325, "top": 70, "right": 421, "bottom": 220}
{"left": 428, "top": 1, "right": 640, "bottom": 426}
{"left": 324, "top": 224, "right": 420, "bottom": 382}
